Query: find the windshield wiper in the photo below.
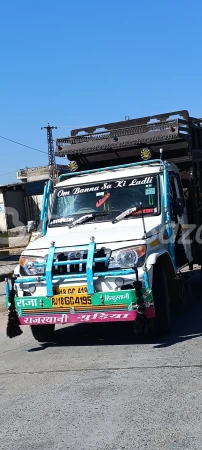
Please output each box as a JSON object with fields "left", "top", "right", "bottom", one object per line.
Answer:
{"left": 69, "top": 212, "right": 109, "bottom": 228}
{"left": 112, "top": 207, "right": 140, "bottom": 224}
{"left": 49, "top": 218, "right": 73, "bottom": 227}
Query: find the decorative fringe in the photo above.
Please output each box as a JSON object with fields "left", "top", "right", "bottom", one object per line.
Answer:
{"left": 6, "top": 281, "right": 23, "bottom": 338}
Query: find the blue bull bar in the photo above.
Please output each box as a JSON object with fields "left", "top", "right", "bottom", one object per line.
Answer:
{"left": 14, "top": 238, "right": 136, "bottom": 296}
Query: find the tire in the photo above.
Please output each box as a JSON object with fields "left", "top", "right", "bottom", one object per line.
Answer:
{"left": 30, "top": 325, "right": 55, "bottom": 343}
{"left": 152, "top": 262, "right": 171, "bottom": 335}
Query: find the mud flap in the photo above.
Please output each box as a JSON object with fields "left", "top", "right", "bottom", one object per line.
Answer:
{"left": 6, "top": 279, "right": 23, "bottom": 339}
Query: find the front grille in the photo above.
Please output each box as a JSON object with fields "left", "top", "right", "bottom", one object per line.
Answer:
{"left": 22, "top": 304, "right": 128, "bottom": 315}
{"left": 53, "top": 248, "right": 109, "bottom": 276}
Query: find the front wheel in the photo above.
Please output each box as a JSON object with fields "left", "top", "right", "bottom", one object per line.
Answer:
{"left": 30, "top": 325, "right": 55, "bottom": 343}
{"left": 152, "top": 262, "right": 171, "bottom": 335}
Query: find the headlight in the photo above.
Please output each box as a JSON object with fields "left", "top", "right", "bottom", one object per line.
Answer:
{"left": 109, "top": 246, "right": 146, "bottom": 269}
{"left": 19, "top": 256, "right": 46, "bottom": 276}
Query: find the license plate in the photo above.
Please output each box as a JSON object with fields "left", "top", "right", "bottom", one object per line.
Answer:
{"left": 54, "top": 285, "right": 88, "bottom": 295}
{"left": 52, "top": 285, "right": 91, "bottom": 308}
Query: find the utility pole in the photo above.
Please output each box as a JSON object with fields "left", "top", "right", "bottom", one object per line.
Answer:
{"left": 41, "top": 124, "right": 57, "bottom": 184}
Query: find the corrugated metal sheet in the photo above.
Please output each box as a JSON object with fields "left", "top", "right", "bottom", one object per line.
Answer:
{"left": 24, "top": 195, "right": 43, "bottom": 222}
{"left": 24, "top": 194, "right": 53, "bottom": 223}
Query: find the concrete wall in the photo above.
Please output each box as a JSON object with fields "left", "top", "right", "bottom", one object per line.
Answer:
{"left": 0, "top": 192, "right": 7, "bottom": 233}
{"left": 4, "top": 189, "right": 26, "bottom": 229}
{"left": 17, "top": 164, "right": 68, "bottom": 182}
{"left": 17, "top": 166, "right": 49, "bottom": 182}
{"left": 0, "top": 179, "right": 49, "bottom": 235}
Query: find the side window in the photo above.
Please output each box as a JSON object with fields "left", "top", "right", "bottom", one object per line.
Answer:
{"left": 175, "top": 173, "right": 185, "bottom": 203}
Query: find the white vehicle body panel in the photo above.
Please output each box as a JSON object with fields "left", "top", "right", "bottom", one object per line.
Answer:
{"left": 16, "top": 162, "right": 191, "bottom": 298}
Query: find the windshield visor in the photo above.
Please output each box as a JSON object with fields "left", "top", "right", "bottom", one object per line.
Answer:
{"left": 49, "top": 175, "right": 160, "bottom": 226}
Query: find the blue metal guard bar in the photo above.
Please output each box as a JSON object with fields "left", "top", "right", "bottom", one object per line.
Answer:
{"left": 34, "top": 257, "right": 109, "bottom": 268}
{"left": 58, "top": 159, "right": 164, "bottom": 182}
{"left": 45, "top": 242, "right": 55, "bottom": 296}
{"left": 5, "top": 281, "right": 10, "bottom": 297}
{"left": 16, "top": 238, "right": 135, "bottom": 296}
{"left": 40, "top": 182, "right": 48, "bottom": 221}
{"left": 14, "top": 269, "right": 135, "bottom": 285}
{"left": 86, "top": 240, "right": 96, "bottom": 294}
{"left": 41, "top": 179, "right": 53, "bottom": 236}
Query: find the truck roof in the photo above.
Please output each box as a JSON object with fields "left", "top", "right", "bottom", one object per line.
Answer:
{"left": 56, "top": 162, "right": 178, "bottom": 188}
{"left": 55, "top": 110, "right": 202, "bottom": 173}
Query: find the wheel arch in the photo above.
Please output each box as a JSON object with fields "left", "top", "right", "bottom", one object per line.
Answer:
{"left": 148, "top": 251, "right": 177, "bottom": 307}
{"left": 147, "top": 250, "right": 175, "bottom": 269}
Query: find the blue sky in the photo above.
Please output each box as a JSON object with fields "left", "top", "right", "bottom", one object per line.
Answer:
{"left": 1, "top": 0, "right": 202, "bottom": 184}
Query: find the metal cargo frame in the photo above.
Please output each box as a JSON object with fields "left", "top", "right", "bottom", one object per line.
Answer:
{"left": 55, "top": 109, "right": 202, "bottom": 264}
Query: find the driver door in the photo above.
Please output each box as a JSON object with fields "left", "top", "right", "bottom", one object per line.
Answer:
{"left": 169, "top": 172, "right": 192, "bottom": 268}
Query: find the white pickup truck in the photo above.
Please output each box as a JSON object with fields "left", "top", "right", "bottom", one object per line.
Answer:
{"left": 6, "top": 110, "right": 202, "bottom": 342}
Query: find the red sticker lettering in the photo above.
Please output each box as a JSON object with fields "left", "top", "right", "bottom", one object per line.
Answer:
{"left": 96, "top": 193, "right": 111, "bottom": 208}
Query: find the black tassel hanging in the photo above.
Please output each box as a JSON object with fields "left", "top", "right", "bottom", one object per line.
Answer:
{"left": 6, "top": 277, "right": 23, "bottom": 339}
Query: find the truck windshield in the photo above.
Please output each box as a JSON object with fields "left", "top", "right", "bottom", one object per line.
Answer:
{"left": 49, "top": 175, "right": 160, "bottom": 226}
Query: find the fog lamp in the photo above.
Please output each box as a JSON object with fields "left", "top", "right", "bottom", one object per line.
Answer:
{"left": 115, "top": 277, "right": 124, "bottom": 287}
{"left": 28, "top": 284, "right": 36, "bottom": 294}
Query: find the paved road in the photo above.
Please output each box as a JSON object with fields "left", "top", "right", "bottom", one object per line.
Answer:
{"left": 0, "top": 255, "right": 19, "bottom": 282}
{"left": 1, "top": 271, "right": 202, "bottom": 450}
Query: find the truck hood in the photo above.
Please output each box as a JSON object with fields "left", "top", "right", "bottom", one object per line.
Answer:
{"left": 26, "top": 217, "right": 161, "bottom": 252}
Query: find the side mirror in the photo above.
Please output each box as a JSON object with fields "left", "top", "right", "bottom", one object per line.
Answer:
{"left": 174, "top": 197, "right": 184, "bottom": 217}
{"left": 27, "top": 220, "right": 37, "bottom": 233}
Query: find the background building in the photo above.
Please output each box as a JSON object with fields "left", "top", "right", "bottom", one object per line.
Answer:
{"left": 0, "top": 164, "right": 68, "bottom": 234}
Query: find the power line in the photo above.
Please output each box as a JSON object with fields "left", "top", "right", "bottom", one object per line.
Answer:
{"left": 0, "top": 135, "right": 48, "bottom": 154}
{"left": 0, "top": 132, "right": 71, "bottom": 180}
{"left": 0, "top": 134, "right": 67, "bottom": 160}
{"left": 0, "top": 170, "right": 17, "bottom": 177}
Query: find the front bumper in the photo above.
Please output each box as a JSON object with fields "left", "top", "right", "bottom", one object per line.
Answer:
{"left": 6, "top": 285, "right": 155, "bottom": 326}
{"left": 18, "top": 308, "right": 155, "bottom": 326}
{"left": 7, "top": 239, "right": 155, "bottom": 326}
